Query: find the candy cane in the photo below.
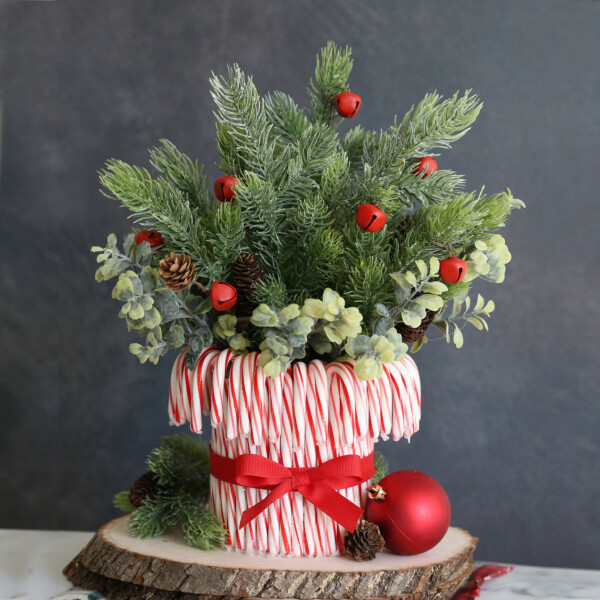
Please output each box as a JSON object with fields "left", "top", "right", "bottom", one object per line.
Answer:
{"left": 327, "top": 363, "right": 355, "bottom": 448}
{"left": 235, "top": 434, "right": 251, "bottom": 552}
{"left": 307, "top": 360, "right": 328, "bottom": 445}
{"left": 303, "top": 390, "right": 320, "bottom": 556}
{"left": 394, "top": 359, "right": 420, "bottom": 438}
{"left": 292, "top": 362, "right": 307, "bottom": 451}
{"left": 366, "top": 376, "right": 381, "bottom": 441}
{"left": 379, "top": 365, "right": 393, "bottom": 439}
{"left": 168, "top": 353, "right": 181, "bottom": 425}
{"left": 290, "top": 373, "right": 306, "bottom": 555}
{"left": 387, "top": 362, "right": 407, "bottom": 441}
{"left": 268, "top": 373, "right": 283, "bottom": 443}
{"left": 318, "top": 425, "right": 339, "bottom": 555}
{"left": 238, "top": 352, "right": 255, "bottom": 437}
{"left": 226, "top": 354, "right": 243, "bottom": 440}
{"left": 211, "top": 349, "right": 232, "bottom": 427}
{"left": 179, "top": 351, "right": 192, "bottom": 423}
{"left": 250, "top": 357, "right": 266, "bottom": 448}
{"left": 279, "top": 367, "right": 296, "bottom": 555}
{"left": 191, "top": 348, "right": 219, "bottom": 433}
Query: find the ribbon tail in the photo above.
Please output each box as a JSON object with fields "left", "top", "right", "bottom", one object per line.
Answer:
{"left": 239, "top": 480, "right": 292, "bottom": 529}
{"left": 302, "top": 483, "right": 365, "bottom": 532}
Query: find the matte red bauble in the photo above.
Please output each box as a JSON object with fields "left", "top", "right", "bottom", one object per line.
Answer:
{"left": 439, "top": 256, "right": 467, "bottom": 283}
{"left": 334, "top": 92, "right": 362, "bottom": 118}
{"left": 214, "top": 176, "right": 238, "bottom": 202}
{"left": 135, "top": 229, "right": 164, "bottom": 248}
{"left": 210, "top": 281, "right": 238, "bottom": 311}
{"left": 356, "top": 204, "right": 387, "bottom": 232}
{"left": 365, "top": 470, "right": 451, "bottom": 555}
{"left": 413, "top": 156, "right": 438, "bottom": 178}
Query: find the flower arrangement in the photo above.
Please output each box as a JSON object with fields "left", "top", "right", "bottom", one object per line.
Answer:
{"left": 93, "top": 42, "right": 523, "bottom": 380}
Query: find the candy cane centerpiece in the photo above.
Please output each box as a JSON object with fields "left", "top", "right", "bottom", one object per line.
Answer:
{"left": 169, "top": 348, "right": 421, "bottom": 556}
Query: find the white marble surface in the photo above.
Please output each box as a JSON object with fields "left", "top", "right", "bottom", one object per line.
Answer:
{"left": 0, "top": 528, "right": 599, "bottom": 600}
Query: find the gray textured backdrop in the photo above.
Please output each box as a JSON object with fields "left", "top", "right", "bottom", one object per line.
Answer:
{"left": 1, "top": 0, "right": 599, "bottom": 569}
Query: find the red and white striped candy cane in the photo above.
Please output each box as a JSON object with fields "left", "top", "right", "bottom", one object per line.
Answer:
{"left": 292, "top": 361, "right": 307, "bottom": 452}
{"left": 303, "top": 390, "right": 320, "bottom": 556}
{"left": 394, "top": 358, "right": 421, "bottom": 438}
{"left": 179, "top": 351, "right": 192, "bottom": 424}
{"left": 249, "top": 357, "right": 266, "bottom": 448}
{"left": 191, "top": 348, "right": 219, "bottom": 433}
{"left": 279, "top": 367, "right": 296, "bottom": 555}
{"left": 267, "top": 451, "right": 281, "bottom": 553}
{"left": 238, "top": 352, "right": 255, "bottom": 437}
{"left": 387, "top": 361, "right": 408, "bottom": 441}
{"left": 226, "top": 354, "right": 243, "bottom": 440}
{"left": 327, "top": 362, "right": 355, "bottom": 449}
{"left": 318, "top": 423, "right": 339, "bottom": 555}
{"left": 210, "top": 349, "right": 232, "bottom": 427}
{"left": 341, "top": 359, "right": 369, "bottom": 441}
{"left": 366, "top": 376, "right": 381, "bottom": 441}
{"left": 307, "top": 360, "right": 328, "bottom": 446}
{"left": 268, "top": 373, "right": 283, "bottom": 444}
{"left": 168, "top": 353, "right": 182, "bottom": 425}
{"left": 379, "top": 365, "right": 393, "bottom": 439}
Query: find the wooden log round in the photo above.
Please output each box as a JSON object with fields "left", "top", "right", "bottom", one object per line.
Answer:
{"left": 64, "top": 516, "right": 477, "bottom": 600}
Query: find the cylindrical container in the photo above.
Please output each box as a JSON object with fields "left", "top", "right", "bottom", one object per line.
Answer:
{"left": 169, "top": 349, "right": 421, "bottom": 556}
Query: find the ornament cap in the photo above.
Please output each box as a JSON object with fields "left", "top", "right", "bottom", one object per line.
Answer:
{"left": 367, "top": 483, "right": 387, "bottom": 501}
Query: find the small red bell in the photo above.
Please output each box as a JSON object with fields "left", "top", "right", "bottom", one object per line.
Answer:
{"left": 413, "top": 156, "right": 438, "bottom": 178}
{"left": 439, "top": 256, "right": 467, "bottom": 283}
{"left": 356, "top": 204, "right": 387, "bottom": 232}
{"left": 334, "top": 92, "right": 362, "bottom": 118}
{"left": 135, "top": 230, "right": 164, "bottom": 248}
{"left": 214, "top": 176, "right": 239, "bottom": 202}
{"left": 210, "top": 281, "right": 238, "bottom": 311}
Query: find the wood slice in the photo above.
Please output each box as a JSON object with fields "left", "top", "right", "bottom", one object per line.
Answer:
{"left": 64, "top": 516, "right": 477, "bottom": 600}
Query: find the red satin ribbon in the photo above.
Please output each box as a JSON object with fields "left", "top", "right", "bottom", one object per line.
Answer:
{"left": 210, "top": 449, "right": 375, "bottom": 532}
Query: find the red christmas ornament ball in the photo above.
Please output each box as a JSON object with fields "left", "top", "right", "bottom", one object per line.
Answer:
{"left": 365, "top": 470, "right": 451, "bottom": 555}
{"left": 440, "top": 256, "right": 467, "bottom": 283}
{"left": 210, "top": 281, "right": 238, "bottom": 311}
{"left": 413, "top": 156, "right": 438, "bottom": 178}
{"left": 135, "top": 229, "right": 164, "bottom": 248}
{"left": 334, "top": 92, "right": 362, "bottom": 118}
{"left": 214, "top": 176, "right": 238, "bottom": 202}
{"left": 356, "top": 204, "right": 387, "bottom": 232}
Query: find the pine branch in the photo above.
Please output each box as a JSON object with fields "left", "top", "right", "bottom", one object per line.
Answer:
{"left": 210, "top": 65, "right": 283, "bottom": 179}
{"left": 396, "top": 91, "right": 483, "bottom": 155}
{"left": 149, "top": 139, "right": 213, "bottom": 213}
{"left": 308, "top": 42, "right": 354, "bottom": 124}
{"left": 264, "top": 91, "right": 310, "bottom": 143}
{"left": 146, "top": 435, "right": 211, "bottom": 500}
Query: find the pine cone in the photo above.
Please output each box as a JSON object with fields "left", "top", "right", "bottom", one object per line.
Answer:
{"left": 129, "top": 472, "right": 160, "bottom": 508}
{"left": 396, "top": 309, "right": 438, "bottom": 343}
{"left": 159, "top": 252, "right": 196, "bottom": 291}
{"left": 230, "top": 252, "right": 265, "bottom": 317}
{"left": 344, "top": 520, "right": 385, "bottom": 561}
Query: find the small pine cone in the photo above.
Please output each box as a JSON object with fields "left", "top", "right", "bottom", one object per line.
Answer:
{"left": 344, "top": 520, "right": 386, "bottom": 561}
{"left": 230, "top": 252, "right": 265, "bottom": 317}
{"left": 159, "top": 252, "right": 196, "bottom": 291}
{"left": 129, "top": 472, "right": 160, "bottom": 508}
{"left": 396, "top": 309, "right": 438, "bottom": 343}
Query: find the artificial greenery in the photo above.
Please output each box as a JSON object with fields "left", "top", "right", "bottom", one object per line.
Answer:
{"left": 94, "top": 42, "right": 523, "bottom": 378}
{"left": 114, "top": 435, "right": 226, "bottom": 550}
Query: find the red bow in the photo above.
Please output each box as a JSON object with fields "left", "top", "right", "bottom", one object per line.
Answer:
{"left": 210, "top": 450, "right": 375, "bottom": 532}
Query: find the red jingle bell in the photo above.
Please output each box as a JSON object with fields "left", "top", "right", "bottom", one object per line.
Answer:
{"left": 210, "top": 281, "right": 238, "bottom": 311}
{"left": 413, "top": 156, "right": 438, "bottom": 178}
{"left": 356, "top": 204, "right": 387, "bottom": 232}
{"left": 135, "top": 230, "right": 164, "bottom": 248}
{"left": 214, "top": 176, "right": 238, "bottom": 202}
{"left": 439, "top": 256, "right": 467, "bottom": 283}
{"left": 365, "top": 470, "right": 451, "bottom": 555}
{"left": 334, "top": 92, "right": 362, "bottom": 118}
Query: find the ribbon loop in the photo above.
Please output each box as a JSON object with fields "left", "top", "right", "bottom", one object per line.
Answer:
{"left": 210, "top": 449, "right": 375, "bottom": 533}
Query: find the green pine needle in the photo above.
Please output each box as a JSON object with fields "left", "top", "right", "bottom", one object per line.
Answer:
{"left": 373, "top": 451, "right": 389, "bottom": 485}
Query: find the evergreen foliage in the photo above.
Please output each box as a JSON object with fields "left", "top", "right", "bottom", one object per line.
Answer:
{"left": 94, "top": 42, "right": 523, "bottom": 378}
{"left": 114, "top": 435, "right": 226, "bottom": 550}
